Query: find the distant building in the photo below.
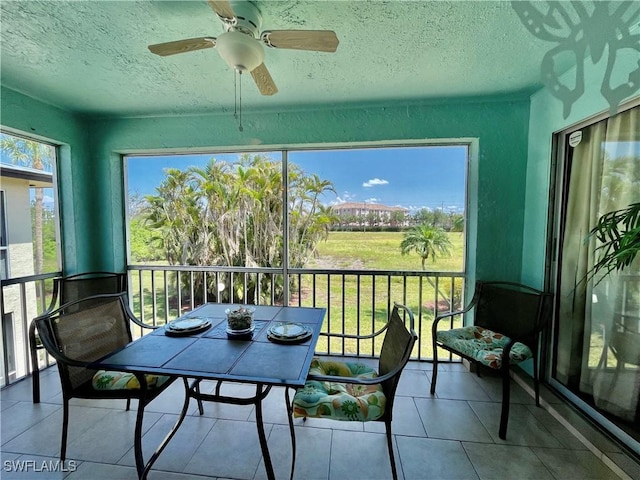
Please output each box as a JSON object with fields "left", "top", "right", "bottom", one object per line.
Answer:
{"left": 332, "top": 202, "right": 408, "bottom": 226}
{"left": 1, "top": 163, "right": 53, "bottom": 381}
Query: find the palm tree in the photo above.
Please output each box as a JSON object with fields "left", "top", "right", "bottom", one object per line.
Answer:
{"left": 0, "top": 134, "right": 54, "bottom": 274}
{"left": 143, "top": 154, "right": 336, "bottom": 303}
{"left": 400, "top": 224, "right": 452, "bottom": 269}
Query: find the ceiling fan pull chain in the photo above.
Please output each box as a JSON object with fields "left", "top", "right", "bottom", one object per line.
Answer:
{"left": 233, "top": 70, "right": 238, "bottom": 120}
{"left": 238, "top": 70, "right": 244, "bottom": 132}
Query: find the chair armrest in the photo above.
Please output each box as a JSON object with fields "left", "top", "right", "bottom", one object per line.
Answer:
{"left": 319, "top": 322, "right": 388, "bottom": 341}
{"left": 431, "top": 305, "right": 475, "bottom": 336}
{"left": 306, "top": 362, "right": 406, "bottom": 386}
{"left": 120, "top": 295, "right": 159, "bottom": 330}
{"left": 319, "top": 302, "right": 414, "bottom": 341}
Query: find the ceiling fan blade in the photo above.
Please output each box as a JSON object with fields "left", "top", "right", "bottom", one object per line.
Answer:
{"left": 250, "top": 63, "right": 278, "bottom": 96}
{"left": 148, "top": 37, "right": 216, "bottom": 56}
{"left": 207, "top": 0, "right": 236, "bottom": 23}
{"left": 261, "top": 30, "right": 339, "bottom": 52}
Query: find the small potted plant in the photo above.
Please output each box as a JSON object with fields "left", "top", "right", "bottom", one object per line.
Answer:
{"left": 225, "top": 306, "right": 256, "bottom": 338}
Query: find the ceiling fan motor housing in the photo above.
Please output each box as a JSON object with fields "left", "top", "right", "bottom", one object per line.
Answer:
{"left": 225, "top": 1, "right": 262, "bottom": 37}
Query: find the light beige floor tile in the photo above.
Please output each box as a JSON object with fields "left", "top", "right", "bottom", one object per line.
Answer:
{"left": 1, "top": 401, "right": 61, "bottom": 445}
{"left": 396, "top": 369, "right": 431, "bottom": 397}
{"left": 608, "top": 451, "right": 640, "bottom": 480}
{"left": 473, "top": 373, "right": 536, "bottom": 405}
{"left": 532, "top": 447, "right": 620, "bottom": 479}
{"left": 1, "top": 362, "right": 638, "bottom": 480}
{"left": 414, "top": 397, "right": 493, "bottom": 442}
{"left": 431, "top": 371, "right": 492, "bottom": 401}
{"left": 118, "top": 413, "right": 215, "bottom": 473}
{"left": 463, "top": 442, "right": 554, "bottom": 480}
{"left": 329, "top": 430, "right": 395, "bottom": 480}
{"left": 525, "top": 404, "right": 588, "bottom": 450}
{"left": 469, "top": 401, "right": 563, "bottom": 447}
{"left": 364, "top": 396, "right": 426, "bottom": 437}
{"left": 397, "top": 436, "right": 479, "bottom": 480}
{"left": 184, "top": 419, "right": 270, "bottom": 479}
{"left": 253, "top": 423, "right": 332, "bottom": 480}
{"left": 2, "top": 405, "right": 117, "bottom": 458}
{"left": 66, "top": 409, "right": 164, "bottom": 464}
{"left": 66, "top": 461, "right": 138, "bottom": 480}
{"left": 550, "top": 403, "right": 622, "bottom": 454}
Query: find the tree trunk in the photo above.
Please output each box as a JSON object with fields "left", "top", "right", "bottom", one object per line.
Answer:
{"left": 34, "top": 188, "right": 44, "bottom": 274}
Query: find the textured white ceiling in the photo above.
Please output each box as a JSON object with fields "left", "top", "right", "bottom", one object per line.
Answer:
{"left": 1, "top": 0, "right": 580, "bottom": 117}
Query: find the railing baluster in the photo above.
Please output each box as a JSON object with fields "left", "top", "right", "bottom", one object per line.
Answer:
{"left": 326, "top": 274, "right": 331, "bottom": 355}
{"left": 356, "top": 273, "right": 361, "bottom": 357}
{"left": 122, "top": 265, "right": 464, "bottom": 361}
{"left": 189, "top": 270, "right": 195, "bottom": 310}
{"left": 177, "top": 271, "right": 182, "bottom": 316}
{"left": 163, "top": 270, "right": 169, "bottom": 325}
{"left": 0, "top": 271, "right": 60, "bottom": 387}
{"left": 418, "top": 275, "right": 424, "bottom": 360}
{"left": 151, "top": 270, "right": 157, "bottom": 326}
{"left": 203, "top": 271, "right": 208, "bottom": 304}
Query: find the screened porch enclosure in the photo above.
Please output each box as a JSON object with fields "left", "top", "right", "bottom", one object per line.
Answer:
{"left": 2, "top": 0, "right": 640, "bottom": 471}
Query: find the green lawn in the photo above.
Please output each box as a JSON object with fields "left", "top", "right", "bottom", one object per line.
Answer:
{"left": 130, "top": 231, "right": 466, "bottom": 358}
{"left": 309, "top": 231, "right": 464, "bottom": 271}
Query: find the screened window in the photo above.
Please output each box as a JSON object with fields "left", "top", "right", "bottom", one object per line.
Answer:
{"left": 0, "top": 131, "right": 59, "bottom": 277}
{"left": 125, "top": 144, "right": 468, "bottom": 345}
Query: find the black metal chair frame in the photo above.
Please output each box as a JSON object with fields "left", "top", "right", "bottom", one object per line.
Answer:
{"left": 285, "top": 303, "right": 418, "bottom": 480}
{"left": 430, "top": 280, "right": 552, "bottom": 439}
{"left": 33, "top": 292, "right": 174, "bottom": 467}
{"left": 29, "top": 271, "right": 127, "bottom": 403}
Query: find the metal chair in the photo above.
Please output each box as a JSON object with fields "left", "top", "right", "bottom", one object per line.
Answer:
{"left": 29, "top": 271, "right": 127, "bottom": 403}
{"left": 431, "top": 281, "right": 552, "bottom": 439}
{"left": 33, "top": 293, "right": 174, "bottom": 464}
{"left": 287, "top": 303, "right": 417, "bottom": 480}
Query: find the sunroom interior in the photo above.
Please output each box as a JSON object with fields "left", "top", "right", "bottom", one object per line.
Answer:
{"left": 1, "top": 1, "right": 639, "bottom": 479}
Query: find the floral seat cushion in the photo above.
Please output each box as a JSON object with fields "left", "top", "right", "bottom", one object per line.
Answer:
{"left": 292, "top": 358, "right": 386, "bottom": 421}
{"left": 436, "top": 326, "right": 532, "bottom": 369}
{"left": 92, "top": 370, "right": 170, "bottom": 390}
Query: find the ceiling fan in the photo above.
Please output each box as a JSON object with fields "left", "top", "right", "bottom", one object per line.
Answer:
{"left": 148, "top": 0, "right": 340, "bottom": 96}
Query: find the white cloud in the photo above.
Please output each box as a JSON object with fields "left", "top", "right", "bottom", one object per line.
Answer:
{"left": 362, "top": 178, "right": 389, "bottom": 188}
{"left": 364, "top": 198, "right": 379, "bottom": 203}
{"left": 333, "top": 192, "right": 357, "bottom": 204}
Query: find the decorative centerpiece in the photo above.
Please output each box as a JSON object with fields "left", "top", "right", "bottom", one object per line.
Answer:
{"left": 225, "top": 307, "right": 256, "bottom": 339}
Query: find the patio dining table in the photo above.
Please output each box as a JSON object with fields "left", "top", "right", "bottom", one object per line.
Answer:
{"left": 90, "top": 303, "right": 326, "bottom": 480}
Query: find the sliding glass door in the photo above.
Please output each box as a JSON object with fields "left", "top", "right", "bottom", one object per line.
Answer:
{"left": 551, "top": 104, "right": 639, "bottom": 450}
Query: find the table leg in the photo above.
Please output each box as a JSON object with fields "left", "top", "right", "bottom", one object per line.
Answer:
{"left": 255, "top": 383, "right": 275, "bottom": 480}
{"left": 140, "top": 377, "right": 191, "bottom": 479}
{"left": 286, "top": 387, "right": 296, "bottom": 480}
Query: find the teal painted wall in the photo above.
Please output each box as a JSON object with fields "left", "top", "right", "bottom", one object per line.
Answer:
{"left": 0, "top": 87, "right": 90, "bottom": 274}
{"left": 522, "top": 49, "right": 640, "bottom": 289}
{"left": 2, "top": 86, "right": 532, "bottom": 282}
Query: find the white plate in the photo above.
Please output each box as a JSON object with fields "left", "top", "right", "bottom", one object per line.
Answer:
{"left": 167, "top": 318, "right": 210, "bottom": 331}
{"left": 268, "top": 322, "right": 310, "bottom": 339}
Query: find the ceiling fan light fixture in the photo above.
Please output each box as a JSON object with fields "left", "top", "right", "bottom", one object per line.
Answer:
{"left": 216, "top": 31, "right": 264, "bottom": 72}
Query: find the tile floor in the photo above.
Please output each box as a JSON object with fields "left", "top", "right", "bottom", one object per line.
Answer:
{"left": 1, "top": 361, "right": 639, "bottom": 480}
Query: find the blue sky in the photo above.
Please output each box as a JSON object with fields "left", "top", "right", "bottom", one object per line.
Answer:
{"left": 127, "top": 145, "right": 468, "bottom": 213}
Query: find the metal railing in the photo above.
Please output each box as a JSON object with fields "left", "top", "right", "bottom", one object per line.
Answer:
{"left": 0, "top": 271, "right": 60, "bottom": 388}
{"left": 127, "top": 265, "right": 466, "bottom": 361}
{"left": 0, "top": 266, "right": 465, "bottom": 387}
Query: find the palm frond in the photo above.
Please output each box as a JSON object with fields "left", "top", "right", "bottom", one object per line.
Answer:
{"left": 585, "top": 202, "right": 640, "bottom": 285}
